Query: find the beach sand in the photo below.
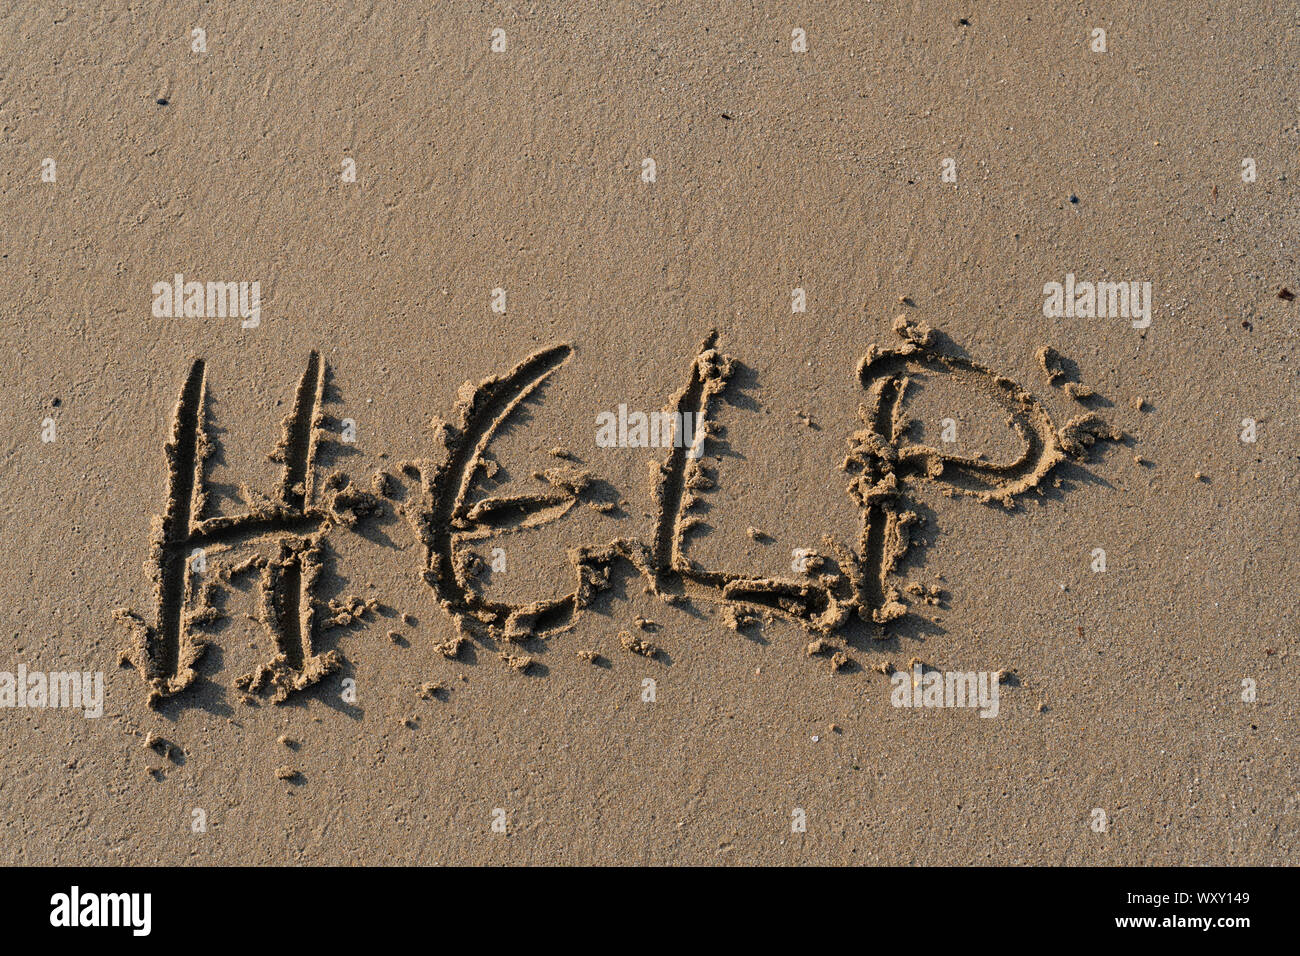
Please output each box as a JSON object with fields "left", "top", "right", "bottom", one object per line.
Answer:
{"left": 0, "top": 1, "right": 1295, "bottom": 864}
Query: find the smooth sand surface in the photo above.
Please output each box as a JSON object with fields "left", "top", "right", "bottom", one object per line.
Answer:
{"left": 1, "top": 2, "right": 1295, "bottom": 864}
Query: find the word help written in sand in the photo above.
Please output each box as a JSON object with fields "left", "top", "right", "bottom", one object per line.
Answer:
{"left": 118, "top": 319, "right": 1120, "bottom": 706}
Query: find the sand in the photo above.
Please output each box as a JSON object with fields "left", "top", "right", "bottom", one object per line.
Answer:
{"left": 0, "top": 2, "right": 1295, "bottom": 864}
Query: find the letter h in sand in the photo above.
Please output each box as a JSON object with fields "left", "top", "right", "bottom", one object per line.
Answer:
{"left": 116, "top": 352, "right": 382, "bottom": 705}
